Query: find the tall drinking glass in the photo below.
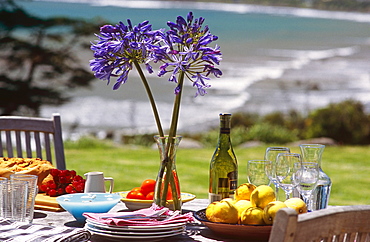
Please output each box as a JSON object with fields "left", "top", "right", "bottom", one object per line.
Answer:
{"left": 276, "top": 153, "right": 301, "bottom": 200}
{"left": 247, "top": 160, "right": 272, "bottom": 186}
{"left": 10, "top": 174, "right": 38, "bottom": 223}
{"left": 0, "top": 177, "right": 7, "bottom": 218}
{"left": 292, "top": 162, "right": 319, "bottom": 211}
{"left": 264, "top": 147, "right": 290, "bottom": 198}
{"left": 3, "top": 180, "right": 28, "bottom": 222}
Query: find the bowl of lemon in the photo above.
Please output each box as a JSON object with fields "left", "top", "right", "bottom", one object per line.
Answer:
{"left": 194, "top": 184, "right": 307, "bottom": 241}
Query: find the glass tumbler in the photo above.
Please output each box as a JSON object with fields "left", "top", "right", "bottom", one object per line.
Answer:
{"left": 247, "top": 160, "right": 272, "bottom": 186}
{"left": 10, "top": 174, "right": 38, "bottom": 223}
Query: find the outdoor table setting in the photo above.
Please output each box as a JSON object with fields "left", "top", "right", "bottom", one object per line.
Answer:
{"left": 0, "top": 142, "right": 334, "bottom": 242}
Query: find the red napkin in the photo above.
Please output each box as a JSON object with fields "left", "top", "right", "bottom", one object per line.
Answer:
{"left": 83, "top": 204, "right": 194, "bottom": 226}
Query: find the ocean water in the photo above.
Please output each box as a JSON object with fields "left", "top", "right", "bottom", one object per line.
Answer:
{"left": 17, "top": 0, "right": 370, "bottom": 137}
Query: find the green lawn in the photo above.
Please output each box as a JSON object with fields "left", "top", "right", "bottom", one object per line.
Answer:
{"left": 64, "top": 139, "right": 370, "bottom": 206}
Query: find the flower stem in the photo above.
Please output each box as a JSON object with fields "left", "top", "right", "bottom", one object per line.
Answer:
{"left": 165, "top": 70, "right": 185, "bottom": 210}
{"left": 153, "top": 71, "right": 185, "bottom": 210}
{"left": 168, "top": 70, "right": 185, "bottom": 139}
{"left": 133, "top": 60, "right": 164, "bottom": 138}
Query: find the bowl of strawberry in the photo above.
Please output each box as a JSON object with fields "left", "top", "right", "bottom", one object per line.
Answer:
{"left": 119, "top": 179, "right": 196, "bottom": 210}
{"left": 40, "top": 169, "right": 86, "bottom": 196}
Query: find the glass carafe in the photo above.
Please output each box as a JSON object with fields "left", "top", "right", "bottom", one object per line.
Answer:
{"left": 299, "top": 144, "right": 331, "bottom": 210}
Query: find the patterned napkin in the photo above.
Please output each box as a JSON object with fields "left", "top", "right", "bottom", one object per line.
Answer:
{"left": 0, "top": 219, "right": 91, "bottom": 242}
{"left": 83, "top": 204, "right": 194, "bottom": 226}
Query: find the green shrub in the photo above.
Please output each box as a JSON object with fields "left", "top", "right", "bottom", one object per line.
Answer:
{"left": 245, "top": 123, "right": 298, "bottom": 144}
{"left": 199, "top": 128, "right": 219, "bottom": 148}
{"left": 304, "top": 100, "right": 370, "bottom": 144}
{"left": 231, "top": 112, "right": 259, "bottom": 128}
{"left": 121, "top": 134, "right": 156, "bottom": 147}
{"left": 64, "top": 136, "right": 116, "bottom": 149}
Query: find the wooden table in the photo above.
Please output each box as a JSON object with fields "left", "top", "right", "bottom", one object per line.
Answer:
{"left": 33, "top": 198, "right": 260, "bottom": 242}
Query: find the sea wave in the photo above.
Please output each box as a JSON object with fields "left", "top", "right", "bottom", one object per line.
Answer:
{"left": 34, "top": 0, "right": 370, "bottom": 23}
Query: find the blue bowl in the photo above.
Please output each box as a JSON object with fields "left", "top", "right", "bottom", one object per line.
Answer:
{"left": 56, "top": 193, "right": 121, "bottom": 222}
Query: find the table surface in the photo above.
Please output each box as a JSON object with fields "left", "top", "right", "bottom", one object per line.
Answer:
{"left": 33, "top": 198, "right": 264, "bottom": 242}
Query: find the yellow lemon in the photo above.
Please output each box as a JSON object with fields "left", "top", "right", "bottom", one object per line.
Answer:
{"left": 206, "top": 199, "right": 238, "bottom": 224}
{"left": 250, "top": 185, "right": 276, "bottom": 209}
{"left": 221, "top": 197, "right": 237, "bottom": 205}
{"left": 239, "top": 207, "right": 265, "bottom": 225}
{"left": 263, "top": 201, "right": 287, "bottom": 225}
{"left": 235, "top": 183, "right": 256, "bottom": 201}
{"left": 234, "top": 199, "right": 253, "bottom": 219}
{"left": 284, "top": 197, "right": 308, "bottom": 214}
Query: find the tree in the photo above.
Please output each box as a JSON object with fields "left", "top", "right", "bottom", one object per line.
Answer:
{"left": 0, "top": 0, "right": 103, "bottom": 115}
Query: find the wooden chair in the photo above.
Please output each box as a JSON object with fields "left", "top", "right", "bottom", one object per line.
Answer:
{"left": 269, "top": 205, "right": 370, "bottom": 242}
{"left": 0, "top": 113, "right": 66, "bottom": 170}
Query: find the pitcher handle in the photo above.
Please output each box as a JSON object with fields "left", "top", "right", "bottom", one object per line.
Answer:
{"left": 104, "top": 177, "right": 114, "bottom": 193}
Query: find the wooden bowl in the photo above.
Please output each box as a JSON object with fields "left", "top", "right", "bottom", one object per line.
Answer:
{"left": 193, "top": 209, "right": 272, "bottom": 241}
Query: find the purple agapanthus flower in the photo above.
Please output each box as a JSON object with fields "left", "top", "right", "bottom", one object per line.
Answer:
{"left": 152, "top": 12, "right": 222, "bottom": 96}
{"left": 90, "top": 20, "right": 162, "bottom": 90}
{"left": 89, "top": 12, "right": 223, "bottom": 211}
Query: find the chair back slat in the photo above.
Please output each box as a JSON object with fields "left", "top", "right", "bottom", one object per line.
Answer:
{"left": 0, "top": 114, "right": 66, "bottom": 170}
{"left": 15, "top": 131, "right": 22, "bottom": 157}
{"left": 44, "top": 134, "right": 52, "bottom": 162}
{"left": 52, "top": 114, "right": 66, "bottom": 170}
{"left": 34, "top": 131, "right": 42, "bottom": 159}
{"left": 5, "top": 131, "right": 13, "bottom": 157}
{"left": 25, "top": 131, "right": 32, "bottom": 158}
{"left": 270, "top": 205, "right": 370, "bottom": 242}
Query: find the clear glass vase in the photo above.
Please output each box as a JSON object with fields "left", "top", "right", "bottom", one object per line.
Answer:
{"left": 299, "top": 144, "right": 332, "bottom": 211}
{"left": 153, "top": 135, "right": 182, "bottom": 211}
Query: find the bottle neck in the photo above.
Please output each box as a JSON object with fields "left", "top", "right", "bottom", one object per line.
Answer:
{"left": 218, "top": 114, "right": 231, "bottom": 146}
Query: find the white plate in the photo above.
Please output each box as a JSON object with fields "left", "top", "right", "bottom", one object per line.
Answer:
{"left": 86, "top": 218, "right": 186, "bottom": 232}
{"left": 85, "top": 223, "right": 184, "bottom": 236}
{"left": 86, "top": 225, "right": 184, "bottom": 240}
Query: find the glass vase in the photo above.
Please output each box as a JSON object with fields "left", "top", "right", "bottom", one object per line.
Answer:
{"left": 153, "top": 135, "right": 182, "bottom": 211}
{"left": 299, "top": 144, "right": 332, "bottom": 211}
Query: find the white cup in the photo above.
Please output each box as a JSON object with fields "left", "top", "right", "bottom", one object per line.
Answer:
{"left": 84, "top": 172, "right": 114, "bottom": 193}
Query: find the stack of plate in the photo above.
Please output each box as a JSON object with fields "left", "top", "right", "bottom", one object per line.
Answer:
{"left": 84, "top": 218, "right": 186, "bottom": 240}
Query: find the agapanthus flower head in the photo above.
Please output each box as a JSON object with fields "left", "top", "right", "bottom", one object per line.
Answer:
{"left": 154, "top": 12, "right": 222, "bottom": 96}
{"left": 90, "top": 19, "right": 161, "bottom": 90}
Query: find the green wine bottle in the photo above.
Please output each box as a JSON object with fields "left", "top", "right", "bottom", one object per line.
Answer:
{"left": 209, "top": 113, "right": 238, "bottom": 203}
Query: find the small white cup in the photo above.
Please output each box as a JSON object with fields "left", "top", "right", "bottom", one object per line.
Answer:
{"left": 84, "top": 172, "right": 114, "bottom": 193}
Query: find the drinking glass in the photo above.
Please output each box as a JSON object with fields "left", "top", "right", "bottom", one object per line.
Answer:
{"left": 292, "top": 162, "right": 319, "bottom": 211}
{"left": 2, "top": 180, "right": 28, "bottom": 222}
{"left": 10, "top": 174, "right": 38, "bottom": 223}
{"left": 264, "top": 147, "right": 290, "bottom": 197}
{"left": 247, "top": 160, "right": 272, "bottom": 186}
{"left": 276, "top": 153, "right": 301, "bottom": 200}
{"left": 0, "top": 177, "right": 7, "bottom": 218}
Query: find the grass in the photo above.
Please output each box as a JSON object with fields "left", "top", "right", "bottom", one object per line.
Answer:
{"left": 64, "top": 137, "right": 370, "bottom": 206}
